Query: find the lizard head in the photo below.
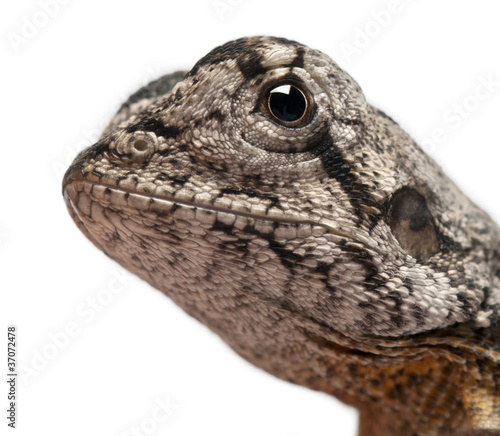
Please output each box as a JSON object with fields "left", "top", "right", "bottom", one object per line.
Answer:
{"left": 63, "top": 36, "right": 500, "bottom": 430}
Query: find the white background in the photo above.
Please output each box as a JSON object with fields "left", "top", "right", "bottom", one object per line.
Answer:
{"left": 2, "top": 1, "right": 500, "bottom": 435}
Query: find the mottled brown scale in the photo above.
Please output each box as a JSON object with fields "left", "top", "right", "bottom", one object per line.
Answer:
{"left": 62, "top": 37, "right": 500, "bottom": 435}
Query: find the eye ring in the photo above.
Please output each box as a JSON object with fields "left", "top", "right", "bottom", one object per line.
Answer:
{"left": 260, "top": 79, "right": 315, "bottom": 128}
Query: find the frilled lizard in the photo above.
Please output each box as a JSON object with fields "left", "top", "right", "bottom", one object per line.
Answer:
{"left": 62, "top": 37, "right": 500, "bottom": 435}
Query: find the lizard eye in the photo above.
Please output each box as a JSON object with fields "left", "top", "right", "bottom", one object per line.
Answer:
{"left": 387, "top": 188, "right": 439, "bottom": 261}
{"left": 260, "top": 80, "right": 314, "bottom": 128}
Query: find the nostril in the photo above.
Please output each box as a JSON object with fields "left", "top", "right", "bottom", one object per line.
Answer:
{"left": 110, "top": 132, "right": 157, "bottom": 163}
{"left": 113, "top": 133, "right": 157, "bottom": 163}
{"left": 132, "top": 139, "right": 149, "bottom": 152}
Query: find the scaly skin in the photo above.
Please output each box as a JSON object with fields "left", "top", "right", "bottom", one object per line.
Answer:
{"left": 62, "top": 37, "right": 500, "bottom": 435}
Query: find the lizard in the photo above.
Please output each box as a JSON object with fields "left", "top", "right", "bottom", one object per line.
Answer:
{"left": 62, "top": 36, "right": 500, "bottom": 435}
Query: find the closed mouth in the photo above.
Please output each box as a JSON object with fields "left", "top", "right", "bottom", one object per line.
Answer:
{"left": 62, "top": 165, "right": 356, "bottom": 242}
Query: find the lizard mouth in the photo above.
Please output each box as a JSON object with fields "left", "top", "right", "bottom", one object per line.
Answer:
{"left": 62, "top": 164, "right": 356, "bottom": 241}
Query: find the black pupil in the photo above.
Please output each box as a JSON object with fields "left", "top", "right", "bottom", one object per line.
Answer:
{"left": 268, "top": 84, "right": 306, "bottom": 122}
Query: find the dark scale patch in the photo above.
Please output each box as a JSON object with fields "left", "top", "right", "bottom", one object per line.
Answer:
{"left": 317, "top": 133, "right": 382, "bottom": 227}
{"left": 253, "top": 77, "right": 264, "bottom": 88}
{"left": 480, "top": 286, "right": 491, "bottom": 311}
{"left": 156, "top": 173, "right": 170, "bottom": 181}
{"left": 243, "top": 173, "right": 262, "bottom": 184}
{"left": 157, "top": 148, "right": 171, "bottom": 157}
{"left": 471, "top": 255, "right": 484, "bottom": 264}
{"left": 155, "top": 173, "right": 191, "bottom": 187}
{"left": 109, "top": 233, "right": 122, "bottom": 244}
{"left": 114, "top": 173, "right": 130, "bottom": 183}
{"left": 289, "top": 46, "right": 305, "bottom": 69}
{"left": 187, "top": 38, "right": 261, "bottom": 77}
{"left": 117, "top": 71, "right": 187, "bottom": 113}
{"left": 172, "top": 174, "right": 191, "bottom": 186}
{"left": 436, "top": 228, "right": 464, "bottom": 255}
{"left": 126, "top": 118, "right": 183, "bottom": 140}
{"left": 75, "top": 141, "right": 110, "bottom": 165}
{"left": 262, "top": 231, "right": 303, "bottom": 272}
{"left": 403, "top": 277, "right": 414, "bottom": 294}
{"left": 356, "top": 311, "right": 380, "bottom": 332}
{"left": 275, "top": 297, "right": 302, "bottom": 318}
{"left": 390, "top": 314, "right": 405, "bottom": 329}
{"left": 219, "top": 187, "right": 282, "bottom": 210}
{"left": 456, "top": 290, "right": 476, "bottom": 320}
{"left": 336, "top": 117, "right": 364, "bottom": 127}
{"left": 340, "top": 240, "right": 383, "bottom": 292}
{"left": 490, "top": 249, "right": 500, "bottom": 272}
{"left": 388, "top": 291, "right": 402, "bottom": 304}
{"left": 487, "top": 312, "right": 500, "bottom": 331}
{"left": 173, "top": 87, "right": 184, "bottom": 101}
{"left": 207, "top": 160, "right": 228, "bottom": 172}
{"left": 158, "top": 91, "right": 185, "bottom": 112}
{"left": 211, "top": 220, "right": 303, "bottom": 273}
{"left": 374, "top": 108, "right": 399, "bottom": 126}
{"left": 446, "top": 266, "right": 468, "bottom": 288}
{"left": 421, "top": 234, "right": 469, "bottom": 287}
{"left": 358, "top": 301, "right": 377, "bottom": 312}
{"left": 207, "top": 109, "right": 226, "bottom": 123}
{"left": 237, "top": 51, "right": 268, "bottom": 80}
{"left": 476, "top": 226, "right": 491, "bottom": 236}
{"left": 313, "top": 261, "right": 343, "bottom": 303}
{"left": 218, "top": 238, "right": 250, "bottom": 258}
